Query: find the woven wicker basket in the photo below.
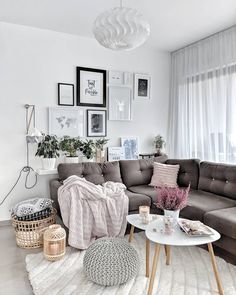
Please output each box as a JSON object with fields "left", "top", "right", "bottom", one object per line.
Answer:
{"left": 12, "top": 208, "right": 57, "bottom": 249}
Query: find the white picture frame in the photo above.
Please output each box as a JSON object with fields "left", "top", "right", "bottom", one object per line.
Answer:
{"left": 48, "top": 107, "right": 84, "bottom": 137}
{"left": 121, "top": 137, "right": 139, "bottom": 160}
{"left": 108, "top": 147, "right": 125, "bottom": 162}
{"left": 108, "top": 86, "right": 132, "bottom": 121}
{"left": 108, "top": 71, "right": 133, "bottom": 87}
{"left": 134, "top": 73, "right": 151, "bottom": 100}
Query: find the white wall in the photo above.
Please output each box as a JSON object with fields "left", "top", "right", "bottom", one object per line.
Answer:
{"left": 0, "top": 22, "right": 170, "bottom": 221}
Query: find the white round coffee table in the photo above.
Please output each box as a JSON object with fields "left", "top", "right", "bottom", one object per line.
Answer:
{"left": 145, "top": 217, "right": 223, "bottom": 295}
{"left": 126, "top": 214, "right": 161, "bottom": 278}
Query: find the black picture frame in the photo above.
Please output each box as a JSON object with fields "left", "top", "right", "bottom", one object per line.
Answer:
{"left": 87, "top": 109, "right": 107, "bottom": 137}
{"left": 77, "top": 66, "right": 106, "bottom": 107}
{"left": 58, "top": 83, "right": 74, "bottom": 106}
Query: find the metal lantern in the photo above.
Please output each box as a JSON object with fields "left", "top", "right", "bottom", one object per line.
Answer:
{"left": 43, "top": 224, "right": 66, "bottom": 261}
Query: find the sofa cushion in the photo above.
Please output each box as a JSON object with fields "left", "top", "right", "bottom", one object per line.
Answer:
{"left": 120, "top": 156, "right": 168, "bottom": 188}
{"left": 150, "top": 162, "right": 179, "bottom": 187}
{"left": 128, "top": 185, "right": 157, "bottom": 208}
{"left": 125, "top": 190, "right": 151, "bottom": 211}
{"left": 58, "top": 161, "right": 123, "bottom": 184}
{"left": 180, "top": 190, "right": 236, "bottom": 222}
{"left": 199, "top": 161, "right": 236, "bottom": 200}
{"left": 204, "top": 207, "right": 236, "bottom": 239}
{"left": 166, "top": 159, "right": 200, "bottom": 189}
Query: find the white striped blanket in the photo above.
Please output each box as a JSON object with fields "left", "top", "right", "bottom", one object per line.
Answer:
{"left": 58, "top": 175, "right": 129, "bottom": 250}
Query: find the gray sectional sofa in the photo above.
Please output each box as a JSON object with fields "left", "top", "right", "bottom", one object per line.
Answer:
{"left": 50, "top": 156, "right": 236, "bottom": 264}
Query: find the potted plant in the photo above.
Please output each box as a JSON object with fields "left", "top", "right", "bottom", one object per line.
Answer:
{"left": 155, "top": 185, "right": 190, "bottom": 225}
{"left": 94, "top": 138, "right": 109, "bottom": 163}
{"left": 79, "top": 139, "right": 95, "bottom": 162}
{"left": 154, "top": 135, "right": 165, "bottom": 156}
{"left": 59, "top": 136, "right": 82, "bottom": 163}
{"left": 35, "top": 134, "right": 60, "bottom": 169}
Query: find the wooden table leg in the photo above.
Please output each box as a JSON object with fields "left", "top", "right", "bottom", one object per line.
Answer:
{"left": 128, "top": 225, "right": 135, "bottom": 243}
{"left": 147, "top": 243, "right": 161, "bottom": 295}
{"left": 207, "top": 243, "right": 224, "bottom": 295}
{"left": 165, "top": 245, "right": 171, "bottom": 265}
{"left": 146, "top": 238, "right": 150, "bottom": 277}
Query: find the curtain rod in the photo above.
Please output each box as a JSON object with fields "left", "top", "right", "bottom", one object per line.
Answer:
{"left": 171, "top": 24, "right": 236, "bottom": 54}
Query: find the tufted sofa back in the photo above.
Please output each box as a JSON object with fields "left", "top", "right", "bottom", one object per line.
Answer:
{"left": 58, "top": 161, "right": 123, "bottom": 184}
{"left": 166, "top": 159, "right": 200, "bottom": 189}
{"left": 198, "top": 161, "right": 236, "bottom": 200}
{"left": 119, "top": 155, "right": 168, "bottom": 188}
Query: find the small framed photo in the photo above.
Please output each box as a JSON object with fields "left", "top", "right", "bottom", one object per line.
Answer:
{"left": 108, "top": 147, "right": 125, "bottom": 162}
{"left": 58, "top": 83, "right": 74, "bottom": 106}
{"left": 134, "top": 74, "right": 151, "bottom": 100}
{"left": 87, "top": 109, "right": 107, "bottom": 137}
{"left": 108, "top": 86, "right": 132, "bottom": 121}
{"left": 77, "top": 67, "right": 106, "bottom": 107}
{"left": 49, "top": 107, "right": 84, "bottom": 137}
{"left": 121, "top": 137, "right": 139, "bottom": 160}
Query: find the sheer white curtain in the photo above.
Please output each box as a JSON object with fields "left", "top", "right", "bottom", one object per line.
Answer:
{"left": 168, "top": 26, "right": 236, "bottom": 163}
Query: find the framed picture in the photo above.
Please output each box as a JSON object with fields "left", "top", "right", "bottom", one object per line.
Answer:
{"left": 87, "top": 109, "right": 107, "bottom": 137}
{"left": 49, "top": 107, "right": 84, "bottom": 137}
{"left": 134, "top": 74, "right": 151, "bottom": 100}
{"left": 108, "top": 86, "right": 132, "bottom": 121}
{"left": 108, "top": 147, "right": 125, "bottom": 162}
{"left": 108, "top": 71, "right": 133, "bottom": 87}
{"left": 58, "top": 83, "right": 74, "bottom": 106}
{"left": 121, "top": 137, "right": 139, "bottom": 160}
{"left": 77, "top": 67, "right": 106, "bottom": 107}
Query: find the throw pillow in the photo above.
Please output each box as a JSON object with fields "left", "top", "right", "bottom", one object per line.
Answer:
{"left": 12, "top": 198, "right": 53, "bottom": 217}
{"left": 149, "top": 162, "right": 180, "bottom": 187}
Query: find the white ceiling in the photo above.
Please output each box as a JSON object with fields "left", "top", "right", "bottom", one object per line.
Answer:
{"left": 0, "top": 0, "right": 236, "bottom": 51}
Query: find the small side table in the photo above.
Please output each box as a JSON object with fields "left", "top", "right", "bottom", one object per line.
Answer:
{"left": 126, "top": 214, "right": 170, "bottom": 278}
{"left": 145, "top": 217, "right": 223, "bottom": 295}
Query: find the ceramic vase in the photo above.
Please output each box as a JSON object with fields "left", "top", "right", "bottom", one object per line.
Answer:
{"left": 164, "top": 209, "right": 180, "bottom": 226}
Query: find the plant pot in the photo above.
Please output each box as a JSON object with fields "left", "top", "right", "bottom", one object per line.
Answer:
{"left": 96, "top": 149, "right": 106, "bottom": 163}
{"left": 81, "top": 156, "right": 94, "bottom": 163}
{"left": 42, "top": 158, "right": 56, "bottom": 170}
{"left": 65, "top": 156, "right": 78, "bottom": 164}
{"left": 164, "top": 209, "right": 180, "bottom": 226}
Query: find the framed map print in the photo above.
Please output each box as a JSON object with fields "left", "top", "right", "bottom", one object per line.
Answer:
{"left": 49, "top": 107, "right": 84, "bottom": 137}
{"left": 77, "top": 67, "right": 106, "bottom": 107}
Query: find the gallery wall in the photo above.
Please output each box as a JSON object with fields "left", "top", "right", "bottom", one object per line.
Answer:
{"left": 0, "top": 22, "right": 170, "bottom": 221}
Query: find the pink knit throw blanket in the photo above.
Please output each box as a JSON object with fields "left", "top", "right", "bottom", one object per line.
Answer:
{"left": 58, "top": 175, "right": 129, "bottom": 249}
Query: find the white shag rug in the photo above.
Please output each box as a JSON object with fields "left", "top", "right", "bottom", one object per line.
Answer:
{"left": 25, "top": 232, "right": 236, "bottom": 295}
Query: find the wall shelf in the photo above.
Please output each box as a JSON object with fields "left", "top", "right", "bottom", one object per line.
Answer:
{"left": 36, "top": 168, "right": 58, "bottom": 175}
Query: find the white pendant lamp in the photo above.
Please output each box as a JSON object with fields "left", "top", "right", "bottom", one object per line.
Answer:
{"left": 93, "top": 0, "right": 150, "bottom": 51}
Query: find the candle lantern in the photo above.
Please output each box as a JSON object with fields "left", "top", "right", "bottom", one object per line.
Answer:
{"left": 43, "top": 224, "right": 66, "bottom": 261}
{"left": 139, "top": 206, "right": 150, "bottom": 224}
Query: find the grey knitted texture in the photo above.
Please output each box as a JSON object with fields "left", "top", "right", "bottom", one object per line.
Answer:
{"left": 83, "top": 237, "right": 140, "bottom": 286}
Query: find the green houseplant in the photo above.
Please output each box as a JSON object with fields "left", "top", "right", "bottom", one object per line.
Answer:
{"left": 95, "top": 138, "right": 109, "bottom": 163}
{"left": 79, "top": 139, "right": 95, "bottom": 161}
{"left": 35, "top": 134, "right": 60, "bottom": 169}
{"left": 154, "top": 135, "right": 165, "bottom": 156}
{"left": 59, "top": 136, "right": 82, "bottom": 163}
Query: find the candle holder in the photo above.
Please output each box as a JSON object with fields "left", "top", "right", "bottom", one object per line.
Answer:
{"left": 43, "top": 224, "right": 66, "bottom": 261}
{"left": 139, "top": 206, "right": 150, "bottom": 224}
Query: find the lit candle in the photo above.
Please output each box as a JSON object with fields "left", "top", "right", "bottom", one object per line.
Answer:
{"left": 139, "top": 206, "right": 150, "bottom": 224}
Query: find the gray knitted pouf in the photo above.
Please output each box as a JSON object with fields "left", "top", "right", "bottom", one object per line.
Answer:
{"left": 83, "top": 237, "right": 140, "bottom": 286}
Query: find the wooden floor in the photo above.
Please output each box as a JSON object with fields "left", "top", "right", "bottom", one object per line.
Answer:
{"left": 0, "top": 225, "right": 41, "bottom": 295}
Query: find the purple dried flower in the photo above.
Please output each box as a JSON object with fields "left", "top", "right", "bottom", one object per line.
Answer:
{"left": 155, "top": 184, "right": 190, "bottom": 211}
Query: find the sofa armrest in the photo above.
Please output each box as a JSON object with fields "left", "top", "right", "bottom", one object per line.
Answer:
{"left": 49, "top": 179, "right": 62, "bottom": 216}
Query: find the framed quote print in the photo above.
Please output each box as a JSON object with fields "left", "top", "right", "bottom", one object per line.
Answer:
{"left": 77, "top": 67, "right": 106, "bottom": 107}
